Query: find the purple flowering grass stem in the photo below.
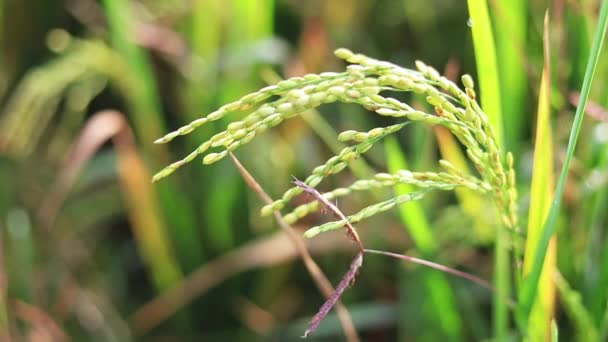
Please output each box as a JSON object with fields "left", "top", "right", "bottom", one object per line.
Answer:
{"left": 364, "top": 249, "right": 494, "bottom": 290}
{"left": 303, "top": 252, "right": 364, "bottom": 338}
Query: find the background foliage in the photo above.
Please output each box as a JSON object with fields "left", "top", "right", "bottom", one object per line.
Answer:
{"left": 0, "top": 0, "right": 607, "bottom": 341}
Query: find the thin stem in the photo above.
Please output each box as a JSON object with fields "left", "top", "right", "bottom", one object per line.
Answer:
{"left": 494, "top": 227, "right": 510, "bottom": 340}
{"left": 363, "top": 249, "right": 494, "bottom": 291}
{"left": 229, "top": 153, "right": 361, "bottom": 342}
{"left": 293, "top": 178, "right": 365, "bottom": 251}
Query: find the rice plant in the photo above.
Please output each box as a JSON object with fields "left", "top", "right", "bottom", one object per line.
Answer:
{"left": 154, "top": 48, "right": 520, "bottom": 338}
{"left": 3, "top": 1, "right": 608, "bottom": 340}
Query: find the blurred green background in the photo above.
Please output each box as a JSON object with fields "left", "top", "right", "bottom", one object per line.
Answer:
{"left": 0, "top": 0, "right": 607, "bottom": 341}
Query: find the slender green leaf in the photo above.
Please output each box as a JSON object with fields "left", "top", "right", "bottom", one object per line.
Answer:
{"left": 467, "top": 0, "right": 508, "bottom": 339}
{"left": 601, "top": 298, "right": 608, "bottom": 341}
{"left": 204, "top": 0, "right": 275, "bottom": 251}
{"left": 522, "top": 13, "right": 556, "bottom": 340}
{"left": 492, "top": 0, "right": 527, "bottom": 154}
{"left": 5, "top": 208, "right": 35, "bottom": 302}
{"left": 584, "top": 141, "right": 608, "bottom": 322}
{"left": 385, "top": 137, "right": 463, "bottom": 340}
{"left": 518, "top": 0, "right": 608, "bottom": 327}
{"left": 385, "top": 137, "right": 435, "bottom": 253}
{"left": 102, "top": 0, "right": 202, "bottom": 276}
{"left": 554, "top": 271, "right": 598, "bottom": 341}
{"left": 466, "top": 0, "right": 504, "bottom": 149}
{"left": 101, "top": 0, "right": 166, "bottom": 148}
{"left": 567, "top": 0, "right": 594, "bottom": 88}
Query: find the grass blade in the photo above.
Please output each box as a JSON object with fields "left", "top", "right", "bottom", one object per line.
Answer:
{"left": 521, "top": 13, "right": 556, "bottom": 341}
{"left": 101, "top": 0, "right": 166, "bottom": 150}
{"left": 102, "top": 0, "right": 203, "bottom": 272}
{"left": 491, "top": 0, "right": 527, "bottom": 154}
{"left": 466, "top": 0, "right": 504, "bottom": 149}
{"left": 583, "top": 137, "right": 608, "bottom": 322}
{"left": 385, "top": 137, "right": 435, "bottom": 252}
{"left": 5, "top": 208, "right": 35, "bottom": 303}
{"left": 384, "top": 137, "right": 463, "bottom": 339}
{"left": 602, "top": 297, "right": 608, "bottom": 341}
{"left": 567, "top": 0, "right": 594, "bottom": 87}
{"left": 466, "top": 1, "right": 508, "bottom": 338}
{"left": 518, "top": 0, "right": 608, "bottom": 328}
{"left": 115, "top": 126, "right": 184, "bottom": 292}
{"left": 186, "top": 0, "right": 221, "bottom": 125}
{"left": 83, "top": 111, "right": 184, "bottom": 291}
{"left": 204, "top": 0, "right": 275, "bottom": 252}
{"left": 554, "top": 271, "right": 598, "bottom": 341}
